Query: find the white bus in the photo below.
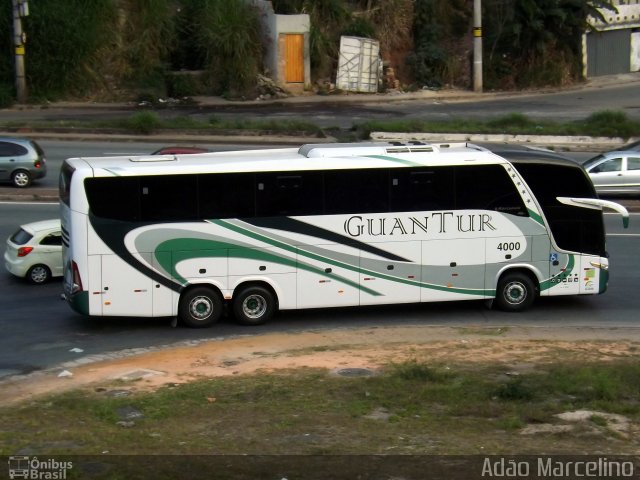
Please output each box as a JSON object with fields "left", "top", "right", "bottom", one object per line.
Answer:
{"left": 59, "top": 142, "right": 628, "bottom": 327}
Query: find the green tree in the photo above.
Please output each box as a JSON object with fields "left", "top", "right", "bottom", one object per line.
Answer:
{"left": 177, "top": 0, "right": 263, "bottom": 96}
{"left": 407, "top": 0, "right": 471, "bottom": 88}
{"left": 21, "top": 0, "right": 117, "bottom": 99}
{"left": 483, "top": 0, "right": 616, "bottom": 88}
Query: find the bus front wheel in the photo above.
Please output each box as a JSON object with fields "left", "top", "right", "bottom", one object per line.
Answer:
{"left": 495, "top": 272, "right": 537, "bottom": 312}
{"left": 233, "top": 285, "right": 277, "bottom": 326}
{"left": 179, "top": 286, "right": 223, "bottom": 328}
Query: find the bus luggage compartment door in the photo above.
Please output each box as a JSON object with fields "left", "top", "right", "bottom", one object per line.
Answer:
{"left": 297, "top": 243, "right": 360, "bottom": 309}
{"left": 359, "top": 241, "right": 421, "bottom": 305}
{"left": 421, "top": 238, "right": 487, "bottom": 302}
{"left": 100, "top": 254, "right": 152, "bottom": 316}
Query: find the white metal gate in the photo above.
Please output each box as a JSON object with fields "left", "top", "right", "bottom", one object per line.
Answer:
{"left": 335, "top": 36, "right": 380, "bottom": 93}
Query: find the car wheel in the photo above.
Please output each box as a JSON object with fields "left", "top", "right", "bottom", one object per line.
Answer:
{"left": 178, "top": 286, "right": 223, "bottom": 328}
{"left": 27, "top": 264, "right": 51, "bottom": 284}
{"left": 233, "top": 285, "right": 277, "bottom": 326}
{"left": 495, "top": 271, "right": 537, "bottom": 312}
{"left": 12, "top": 170, "right": 32, "bottom": 188}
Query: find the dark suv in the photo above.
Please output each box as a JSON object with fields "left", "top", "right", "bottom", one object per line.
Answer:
{"left": 0, "top": 137, "right": 47, "bottom": 188}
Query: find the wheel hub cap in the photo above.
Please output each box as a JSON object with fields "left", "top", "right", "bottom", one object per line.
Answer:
{"left": 243, "top": 294, "right": 266, "bottom": 319}
{"left": 190, "top": 296, "right": 213, "bottom": 320}
{"left": 14, "top": 172, "right": 29, "bottom": 187}
{"left": 31, "top": 267, "right": 47, "bottom": 283}
{"left": 505, "top": 282, "right": 526, "bottom": 304}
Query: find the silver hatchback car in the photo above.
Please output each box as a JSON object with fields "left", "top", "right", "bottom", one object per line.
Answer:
{"left": 0, "top": 137, "right": 47, "bottom": 188}
{"left": 583, "top": 151, "right": 640, "bottom": 196}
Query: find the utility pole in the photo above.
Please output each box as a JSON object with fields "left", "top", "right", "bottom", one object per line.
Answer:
{"left": 473, "top": 0, "right": 483, "bottom": 93}
{"left": 12, "top": 0, "right": 29, "bottom": 103}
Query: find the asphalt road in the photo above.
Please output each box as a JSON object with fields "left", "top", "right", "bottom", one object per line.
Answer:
{"left": 24, "top": 140, "right": 259, "bottom": 190}
{"left": 1, "top": 75, "right": 640, "bottom": 379}
{"left": 0, "top": 139, "right": 617, "bottom": 192}
{"left": 1, "top": 202, "right": 638, "bottom": 380}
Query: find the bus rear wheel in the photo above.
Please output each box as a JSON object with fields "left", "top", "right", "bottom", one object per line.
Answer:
{"left": 233, "top": 285, "right": 276, "bottom": 326}
{"left": 495, "top": 272, "right": 537, "bottom": 312}
{"left": 179, "top": 286, "right": 223, "bottom": 328}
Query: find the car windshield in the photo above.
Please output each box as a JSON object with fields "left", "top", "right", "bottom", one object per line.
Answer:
{"left": 10, "top": 228, "right": 33, "bottom": 245}
{"left": 582, "top": 154, "right": 605, "bottom": 169}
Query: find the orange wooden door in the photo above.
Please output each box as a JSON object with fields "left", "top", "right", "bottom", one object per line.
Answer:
{"left": 285, "top": 34, "right": 304, "bottom": 83}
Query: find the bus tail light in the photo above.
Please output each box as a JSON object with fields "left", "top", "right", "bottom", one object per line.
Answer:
{"left": 17, "top": 247, "right": 33, "bottom": 257}
{"left": 71, "top": 260, "right": 84, "bottom": 294}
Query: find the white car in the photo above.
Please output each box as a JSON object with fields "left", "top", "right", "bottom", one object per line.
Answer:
{"left": 4, "top": 219, "right": 63, "bottom": 284}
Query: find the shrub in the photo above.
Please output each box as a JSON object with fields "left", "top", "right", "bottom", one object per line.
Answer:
{"left": 390, "top": 359, "right": 454, "bottom": 383}
{"left": 582, "top": 110, "right": 640, "bottom": 139}
{"left": 126, "top": 112, "right": 162, "bottom": 135}
{"left": 494, "top": 378, "right": 534, "bottom": 401}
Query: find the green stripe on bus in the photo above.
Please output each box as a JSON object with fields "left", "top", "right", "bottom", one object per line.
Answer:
{"left": 214, "top": 219, "right": 493, "bottom": 297}
{"left": 155, "top": 237, "right": 381, "bottom": 296}
{"left": 540, "top": 254, "right": 575, "bottom": 292}
{"left": 528, "top": 208, "right": 545, "bottom": 226}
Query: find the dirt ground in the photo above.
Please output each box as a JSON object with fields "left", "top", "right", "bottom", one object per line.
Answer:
{"left": 2, "top": 324, "right": 639, "bottom": 406}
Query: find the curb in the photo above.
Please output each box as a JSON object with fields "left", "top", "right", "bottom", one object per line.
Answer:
{"left": 1, "top": 130, "right": 335, "bottom": 146}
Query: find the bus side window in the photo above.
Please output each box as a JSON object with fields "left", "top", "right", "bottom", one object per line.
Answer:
{"left": 455, "top": 165, "right": 527, "bottom": 216}
{"left": 85, "top": 177, "right": 141, "bottom": 221}
{"left": 325, "top": 169, "right": 389, "bottom": 215}
{"left": 390, "top": 167, "right": 455, "bottom": 212}
{"left": 199, "top": 173, "right": 255, "bottom": 219}
{"left": 140, "top": 175, "right": 198, "bottom": 221}
{"left": 256, "top": 171, "right": 323, "bottom": 217}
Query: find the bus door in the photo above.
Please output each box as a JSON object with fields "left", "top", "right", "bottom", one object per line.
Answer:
{"left": 359, "top": 241, "right": 421, "bottom": 305}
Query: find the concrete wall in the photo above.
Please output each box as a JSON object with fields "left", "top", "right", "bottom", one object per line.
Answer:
{"left": 249, "top": 0, "right": 310, "bottom": 89}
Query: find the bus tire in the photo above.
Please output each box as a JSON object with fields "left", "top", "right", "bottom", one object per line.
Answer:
{"left": 233, "top": 285, "right": 276, "bottom": 326}
{"left": 179, "top": 286, "right": 223, "bottom": 328}
{"left": 495, "top": 271, "right": 537, "bottom": 312}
